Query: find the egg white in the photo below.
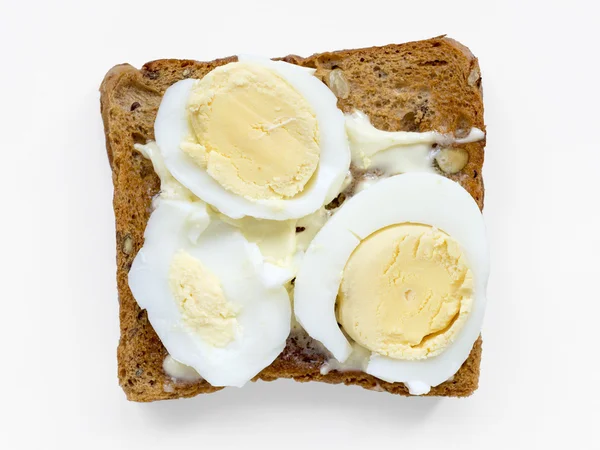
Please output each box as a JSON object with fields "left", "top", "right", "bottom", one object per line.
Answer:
{"left": 128, "top": 199, "right": 291, "bottom": 387}
{"left": 154, "top": 57, "right": 350, "bottom": 220}
{"left": 293, "top": 173, "right": 489, "bottom": 391}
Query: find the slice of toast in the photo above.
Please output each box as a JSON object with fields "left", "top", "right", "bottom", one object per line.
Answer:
{"left": 100, "top": 36, "right": 486, "bottom": 402}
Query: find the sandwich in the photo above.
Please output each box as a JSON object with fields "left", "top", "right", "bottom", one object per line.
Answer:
{"left": 100, "top": 36, "right": 488, "bottom": 402}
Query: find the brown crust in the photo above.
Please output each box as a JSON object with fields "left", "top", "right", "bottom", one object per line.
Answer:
{"left": 99, "top": 37, "right": 486, "bottom": 402}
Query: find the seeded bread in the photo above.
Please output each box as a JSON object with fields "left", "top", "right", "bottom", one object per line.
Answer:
{"left": 100, "top": 36, "right": 486, "bottom": 402}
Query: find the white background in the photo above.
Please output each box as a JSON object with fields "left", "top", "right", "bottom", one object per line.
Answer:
{"left": 2, "top": 0, "right": 598, "bottom": 448}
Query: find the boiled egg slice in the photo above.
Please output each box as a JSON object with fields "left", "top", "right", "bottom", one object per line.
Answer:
{"left": 294, "top": 173, "right": 489, "bottom": 392}
{"left": 129, "top": 199, "right": 291, "bottom": 387}
{"left": 154, "top": 57, "right": 350, "bottom": 220}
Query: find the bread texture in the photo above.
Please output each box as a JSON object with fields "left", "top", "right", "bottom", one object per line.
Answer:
{"left": 100, "top": 36, "right": 486, "bottom": 402}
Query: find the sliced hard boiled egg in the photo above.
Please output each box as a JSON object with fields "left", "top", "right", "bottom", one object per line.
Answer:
{"left": 129, "top": 199, "right": 291, "bottom": 387}
{"left": 154, "top": 57, "right": 350, "bottom": 220}
{"left": 293, "top": 173, "right": 489, "bottom": 392}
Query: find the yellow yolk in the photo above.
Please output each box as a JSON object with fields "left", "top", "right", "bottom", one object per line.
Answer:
{"left": 169, "top": 250, "right": 239, "bottom": 347}
{"left": 337, "top": 224, "right": 473, "bottom": 360}
{"left": 181, "top": 62, "right": 320, "bottom": 201}
{"left": 212, "top": 208, "right": 298, "bottom": 267}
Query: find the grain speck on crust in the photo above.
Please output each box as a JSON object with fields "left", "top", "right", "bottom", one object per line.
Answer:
{"left": 122, "top": 235, "right": 133, "bottom": 255}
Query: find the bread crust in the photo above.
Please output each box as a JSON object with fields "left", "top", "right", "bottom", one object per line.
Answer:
{"left": 100, "top": 37, "right": 486, "bottom": 402}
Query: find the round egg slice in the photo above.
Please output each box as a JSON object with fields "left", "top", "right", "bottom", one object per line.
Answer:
{"left": 154, "top": 57, "right": 350, "bottom": 220}
{"left": 128, "top": 199, "right": 291, "bottom": 387}
{"left": 294, "top": 173, "right": 489, "bottom": 393}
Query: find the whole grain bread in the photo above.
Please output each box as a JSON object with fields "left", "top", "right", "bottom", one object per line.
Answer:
{"left": 100, "top": 36, "right": 486, "bottom": 402}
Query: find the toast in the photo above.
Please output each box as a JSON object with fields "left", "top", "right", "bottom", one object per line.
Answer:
{"left": 100, "top": 36, "right": 486, "bottom": 402}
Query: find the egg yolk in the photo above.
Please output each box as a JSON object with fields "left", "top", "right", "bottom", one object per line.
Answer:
{"left": 181, "top": 62, "right": 320, "bottom": 201}
{"left": 169, "top": 250, "right": 239, "bottom": 347}
{"left": 213, "top": 209, "right": 298, "bottom": 267}
{"left": 336, "top": 224, "right": 473, "bottom": 360}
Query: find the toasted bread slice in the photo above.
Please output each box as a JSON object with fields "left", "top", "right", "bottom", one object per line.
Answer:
{"left": 100, "top": 36, "right": 486, "bottom": 402}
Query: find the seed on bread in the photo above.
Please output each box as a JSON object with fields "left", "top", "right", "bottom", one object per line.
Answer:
{"left": 325, "top": 192, "right": 346, "bottom": 210}
{"left": 434, "top": 148, "right": 469, "bottom": 174}
{"left": 468, "top": 67, "right": 481, "bottom": 87}
{"left": 327, "top": 69, "right": 350, "bottom": 99}
{"left": 122, "top": 234, "right": 134, "bottom": 255}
